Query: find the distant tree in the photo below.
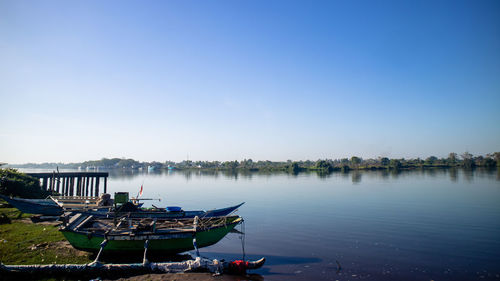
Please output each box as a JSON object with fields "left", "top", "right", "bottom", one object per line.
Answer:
{"left": 350, "top": 156, "right": 362, "bottom": 168}
{"left": 303, "top": 160, "right": 313, "bottom": 168}
{"left": 461, "top": 152, "right": 475, "bottom": 168}
{"left": 288, "top": 162, "right": 300, "bottom": 174}
{"left": 493, "top": 152, "right": 500, "bottom": 167}
{"left": 315, "top": 160, "right": 333, "bottom": 172}
{"left": 99, "top": 158, "right": 121, "bottom": 168}
{"left": 380, "top": 157, "right": 390, "bottom": 166}
{"left": 240, "top": 159, "right": 254, "bottom": 169}
{"left": 448, "top": 153, "right": 458, "bottom": 166}
{"left": 390, "top": 159, "right": 402, "bottom": 170}
{"left": 482, "top": 157, "right": 496, "bottom": 168}
{"left": 224, "top": 161, "right": 239, "bottom": 170}
{"left": 425, "top": 156, "right": 438, "bottom": 165}
{"left": 416, "top": 158, "right": 424, "bottom": 166}
{"left": 474, "top": 156, "right": 484, "bottom": 167}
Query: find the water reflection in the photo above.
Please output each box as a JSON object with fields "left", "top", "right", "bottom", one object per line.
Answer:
{"left": 351, "top": 172, "right": 362, "bottom": 184}
{"left": 463, "top": 168, "right": 474, "bottom": 182}
{"left": 390, "top": 169, "right": 402, "bottom": 179}
{"left": 426, "top": 168, "right": 438, "bottom": 178}
{"left": 101, "top": 168, "right": 499, "bottom": 183}
{"left": 379, "top": 169, "right": 390, "bottom": 180}
{"left": 449, "top": 168, "right": 458, "bottom": 182}
{"left": 18, "top": 167, "right": 500, "bottom": 281}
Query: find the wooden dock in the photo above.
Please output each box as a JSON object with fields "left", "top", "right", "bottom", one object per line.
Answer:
{"left": 26, "top": 172, "right": 108, "bottom": 197}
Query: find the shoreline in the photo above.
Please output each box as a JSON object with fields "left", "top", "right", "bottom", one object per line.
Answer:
{"left": 0, "top": 206, "right": 257, "bottom": 281}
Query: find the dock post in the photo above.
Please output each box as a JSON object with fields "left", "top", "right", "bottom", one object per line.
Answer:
{"left": 76, "top": 177, "right": 81, "bottom": 196}
{"left": 95, "top": 177, "right": 100, "bottom": 196}
{"left": 62, "top": 177, "right": 67, "bottom": 196}
{"left": 79, "top": 176, "right": 83, "bottom": 196}
{"left": 24, "top": 172, "right": 108, "bottom": 198}
{"left": 66, "top": 177, "right": 70, "bottom": 196}
{"left": 86, "top": 177, "right": 90, "bottom": 197}
{"left": 42, "top": 177, "right": 48, "bottom": 191}
{"left": 80, "top": 177, "right": 85, "bottom": 196}
{"left": 68, "top": 177, "right": 72, "bottom": 196}
{"left": 68, "top": 177, "right": 75, "bottom": 196}
{"left": 50, "top": 172, "right": 55, "bottom": 192}
{"left": 56, "top": 176, "right": 60, "bottom": 194}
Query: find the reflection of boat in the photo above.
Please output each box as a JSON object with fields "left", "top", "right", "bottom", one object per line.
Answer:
{"left": 60, "top": 215, "right": 242, "bottom": 253}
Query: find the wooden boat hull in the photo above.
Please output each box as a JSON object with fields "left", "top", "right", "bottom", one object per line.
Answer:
{"left": 0, "top": 194, "right": 62, "bottom": 216}
{"left": 0, "top": 193, "right": 243, "bottom": 219}
{"left": 78, "top": 202, "right": 245, "bottom": 219}
{"left": 61, "top": 217, "right": 242, "bottom": 253}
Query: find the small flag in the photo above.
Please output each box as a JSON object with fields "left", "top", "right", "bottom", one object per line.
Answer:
{"left": 138, "top": 184, "right": 143, "bottom": 198}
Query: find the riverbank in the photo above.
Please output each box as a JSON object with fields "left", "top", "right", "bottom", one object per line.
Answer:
{"left": 6, "top": 152, "right": 499, "bottom": 172}
{"left": 0, "top": 203, "right": 256, "bottom": 280}
{"left": 0, "top": 203, "right": 92, "bottom": 265}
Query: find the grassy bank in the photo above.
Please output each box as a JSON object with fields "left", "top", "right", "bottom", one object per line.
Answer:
{"left": 0, "top": 202, "right": 93, "bottom": 265}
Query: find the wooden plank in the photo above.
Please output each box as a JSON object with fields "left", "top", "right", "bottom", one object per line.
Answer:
{"left": 26, "top": 172, "right": 109, "bottom": 178}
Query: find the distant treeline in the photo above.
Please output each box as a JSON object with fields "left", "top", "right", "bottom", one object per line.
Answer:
{"left": 6, "top": 152, "right": 500, "bottom": 173}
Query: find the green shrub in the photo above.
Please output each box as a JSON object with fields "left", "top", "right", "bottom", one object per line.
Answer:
{"left": 0, "top": 168, "right": 51, "bottom": 198}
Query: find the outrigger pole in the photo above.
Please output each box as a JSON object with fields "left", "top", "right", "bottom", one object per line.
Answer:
{"left": 1, "top": 237, "right": 265, "bottom": 278}
{"left": 0, "top": 257, "right": 265, "bottom": 277}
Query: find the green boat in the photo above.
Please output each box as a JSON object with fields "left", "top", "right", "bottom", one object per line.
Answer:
{"left": 60, "top": 214, "right": 242, "bottom": 253}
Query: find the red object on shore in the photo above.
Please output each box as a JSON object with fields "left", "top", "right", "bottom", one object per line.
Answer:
{"left": 228, "top": 260, "right": 250, "bottom": 274}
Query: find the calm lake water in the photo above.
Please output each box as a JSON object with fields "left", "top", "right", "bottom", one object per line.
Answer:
{"left": 22, "top": 168, "right": 500, "bottom": 280}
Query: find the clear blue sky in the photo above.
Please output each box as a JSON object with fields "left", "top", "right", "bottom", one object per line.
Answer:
{"left": 1, "top": 0, "right": 499, "bottom": 163}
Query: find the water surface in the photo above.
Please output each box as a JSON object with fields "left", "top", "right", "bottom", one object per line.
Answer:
{"left": 23, "top": 168, "right": 500, "bottom": 280}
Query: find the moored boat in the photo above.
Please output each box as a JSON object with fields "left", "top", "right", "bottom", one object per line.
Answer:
{"left": 0, "top": 194, "right": 110, "bottom": 216}
{"left": 60, "top": 214, "right": 242, "bottom": 253}
{"left": 78, "top": 201, "right": 245, "bottom": 219}
{"left": 0, "top": 194, "right": 62, "bottom": 216}
{"left": 0, "top": 194, "right": 244, "bottom": 219}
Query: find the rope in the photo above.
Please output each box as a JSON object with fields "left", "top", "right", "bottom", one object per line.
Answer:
{"left": 239, "top": 219, "right": 246, "bottom": 261}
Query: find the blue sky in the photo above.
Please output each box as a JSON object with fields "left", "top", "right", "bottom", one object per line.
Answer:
{"left": 1, "top": 0, "right": 499, "bottom": 163}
